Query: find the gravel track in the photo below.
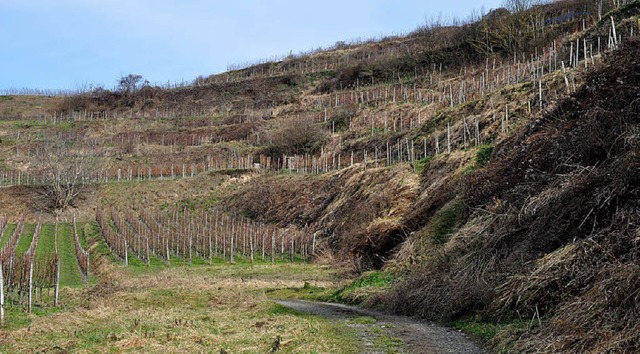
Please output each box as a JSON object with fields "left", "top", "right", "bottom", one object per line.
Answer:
{"left": 275, "top": 299, "right": 487, "bottom": 354}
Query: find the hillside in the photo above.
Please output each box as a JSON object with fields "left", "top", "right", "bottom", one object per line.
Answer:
{"left": 0, "top": 0, "right": 639, "bottom": 352}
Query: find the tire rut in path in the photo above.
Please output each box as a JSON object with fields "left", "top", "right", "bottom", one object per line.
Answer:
{"left": 275, "top": 300, "right": 487, "bottom": 354}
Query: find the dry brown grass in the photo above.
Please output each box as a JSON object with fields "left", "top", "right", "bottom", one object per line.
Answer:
{"left": 380, "top": 39, "right": 640, "bottom": 353}
{"left": 0, "top": 263, "right": 358, "bottom": 353}
{"left": 0, "top": 95, "right": 62, "bottom": 120}
{"left": 226, "top": 163, "right": 420, "bottom": 269}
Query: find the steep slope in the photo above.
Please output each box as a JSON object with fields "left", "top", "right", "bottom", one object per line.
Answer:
{"left": 385, "top": 39, "right": 640, "bottom": 353}
{"left": 226, "top": 163, "right": 420, "bottom": 267}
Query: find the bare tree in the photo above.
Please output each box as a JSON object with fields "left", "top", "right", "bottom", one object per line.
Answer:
{"left": 502, "top": 0, "right": 540, "bottom": 13}
{"left": 33, "top": 135, "right": 96, "bottom": 213}
{"left": 117, "top": 74, "right": 145, "bottom": 94}
{"left": 470, "top": 0, "right": 546, "bottom": 55}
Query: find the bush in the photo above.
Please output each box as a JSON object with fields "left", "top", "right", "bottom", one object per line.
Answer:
{"left": 266, "top": 117, "right": 328, "bottom": 157}
{"left": 327, "top": 107, "right": 357, "bottom": 132}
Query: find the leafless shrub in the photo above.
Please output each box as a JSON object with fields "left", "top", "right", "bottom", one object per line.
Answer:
{"left": 265, "top": 117, "right": 328, "bottom": 157}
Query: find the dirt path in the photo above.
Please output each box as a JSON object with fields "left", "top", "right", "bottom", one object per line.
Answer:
{"left": 275, "top": 300, "right": 487, "bottom": 354}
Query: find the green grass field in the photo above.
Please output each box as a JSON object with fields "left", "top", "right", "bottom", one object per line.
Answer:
{"left": 14, "top": 223, "right": 34, "bottom": 254}
{"left": 0, "top": 223, "right": 16, "bottom": 248}
{"left": 35, "top": 223, "right": 56, "bottom": 260}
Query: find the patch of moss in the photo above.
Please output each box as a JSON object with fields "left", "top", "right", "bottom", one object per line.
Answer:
{"left": 475, "top": 144, "right": 494, "bottom": 167}
{"left": 349, "top": 316, "right": 377, "bottom": 325}
{"left": 413, "top": 155, "right": 433, "bottom": 174}
{"left": 452, "top": 318, "right": 529, "bottom": 345}
{"left": 327, "top": 271, "right": 395, "bottom": 304}
{"left": 430, "top": 202, "right": 465, "bottom": 245}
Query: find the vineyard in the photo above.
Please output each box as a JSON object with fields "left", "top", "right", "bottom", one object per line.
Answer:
{"left": 0, "top": 216, "right": 89, "bottom": 324}
{"left": 96, "top": 206, "right": 314, "bottom": 266}
{"left": 0, "top": 205, "right": 313, "bottom": 326}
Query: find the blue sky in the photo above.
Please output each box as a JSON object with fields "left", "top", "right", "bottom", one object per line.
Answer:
{"left": 0, "top": 0, "right": 503, "bottom": 91}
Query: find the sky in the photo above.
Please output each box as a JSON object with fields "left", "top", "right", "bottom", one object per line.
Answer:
{"left": 0, "top": 0, "right": 504, "bottom": 92}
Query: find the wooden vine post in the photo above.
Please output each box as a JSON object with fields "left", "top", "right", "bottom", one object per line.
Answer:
{"left": 124, "top": 239, "right": 128, "bottom": 266}
{"left": 611, "top": 16, "right": 618, "bottom": 48}
{"left": 249, "top": 228, "right": 254, "bottom": 263}
{"left": 54, "top": 221, "right": 60, "bottom": 307}
{"left": 28, "top": 261, "right": 33, "bottom": 313}
{"left": 25, "top": 222, "right": 41, "bottom": 313}
{"left": 271, "top": 231, "right": 276, "bottom": 263}
{"left": 1, "top": 260, "right": 4, "bottom": 325}
{"left": 230, "top": 220, "right": 235, "bottom": 264}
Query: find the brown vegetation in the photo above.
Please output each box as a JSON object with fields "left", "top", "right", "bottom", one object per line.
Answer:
{"left": 384, "top": 39, "right": 640, "bottom": 352}
{"left": 262, "top": 116, "right": 328, "bottom": 158}
{"left": 226, "top": 164, "right": 419, "bottom": 269}
{"left": 56, "top": 74, "right": 301, "bottom": 118}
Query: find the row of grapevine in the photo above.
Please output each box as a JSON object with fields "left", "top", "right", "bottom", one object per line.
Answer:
{"left": 96, "top": 206, "right": 128, "bottom": 265}
{"left": 0, "top": 215, "right": 6, "bottom": 240}
{"left": 72, "top": 217, "right": 90, "bottom": 282}
{"left": 220, "top": 40, "right": 408, "bottom": 84}
{"left": 3, "top": 35, "right": 614, "bottom": 188}
{"left": 0, "top": 124, "right": 477, "bottom": 188}
{"left": 0, "top": 215, "right": 23, "bottom": 324}
{"left": 310, "top": 34, "right": 601, "bottom": 111}
{"left": 211, "top": 5, "right": 626, "bottom": 86}
{"left": 1, "top": 102, "right": 490, "bottom": 189}
{"left": 12, "top": 44, "right": 553, "bottom": 124}
{"left": 2, "top": 39, "right": 587, "bottom": 165}
{"left": 3, "top": 22, "right": 634, "bottom": 191}
{"left": 97, "top": 206, "right": 314, "bottom": 265}
{"left": 0, "top": 218, "right": 61, "bottom": 326}
{"left": 0, "top": 216, "right": 26, "bottom": 278}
